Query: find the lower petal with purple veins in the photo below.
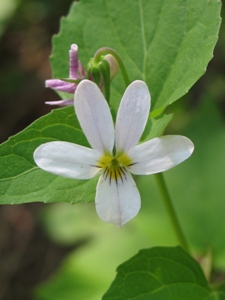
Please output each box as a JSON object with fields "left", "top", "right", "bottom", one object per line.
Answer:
{"left": 95, "top": 172, "right": 141, "bottom": 227}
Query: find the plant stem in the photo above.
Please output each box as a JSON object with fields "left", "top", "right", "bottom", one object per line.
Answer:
{"left": 98, "top": 59, "right": 111, "bottom": 103}
{"left": 154, "top": 172, "right": 190, "bottom": 254}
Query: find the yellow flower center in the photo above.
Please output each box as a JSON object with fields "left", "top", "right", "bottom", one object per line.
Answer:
{"left": 98, "top": 152, "right": 133, "bottom": 182}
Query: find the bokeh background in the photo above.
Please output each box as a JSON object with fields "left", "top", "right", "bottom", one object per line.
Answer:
{"left": 0, "top": 0, "right": 225, "bottom": 299}
{"left": 0, "top": 0, "right": 77, "bottom": 299}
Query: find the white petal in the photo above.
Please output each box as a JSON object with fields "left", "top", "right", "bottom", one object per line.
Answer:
{"left": 95, "top": 171, "right": 141, "bottom": 227}
{"left": 34, "top": 141, "right": 101, "bottom": 179}
{"left": 74, "top": 80, "right": 114, "bottom": 153}
{"left": 115, "top": 80, "right": 150, "bottom": 153}
{"left": 127, "top": 135, "right": 194, "bottom": 175}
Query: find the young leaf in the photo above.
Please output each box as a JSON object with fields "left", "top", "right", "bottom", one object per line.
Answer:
{"left": 51, "top": 0, "right": 221, "bottom": 111}
{"left": 103, "top": 246, "right": 225, "bottom": 300}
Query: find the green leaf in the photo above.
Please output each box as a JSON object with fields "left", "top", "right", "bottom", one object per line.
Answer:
{"left": 52, "top": 0, "right": 221, "bottom": 111}
{"left": 103, "top": 246, "right": 225, "bottom": 300}
{"left": 0, "top": 106, "right": 97, "bottom": 204}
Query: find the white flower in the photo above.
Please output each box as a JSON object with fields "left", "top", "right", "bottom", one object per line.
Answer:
{"left": 34, "top": 80, "right": 194, "bottom": 227}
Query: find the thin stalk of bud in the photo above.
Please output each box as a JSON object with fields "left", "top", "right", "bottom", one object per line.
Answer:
{"left": 94, "top": 47, "right": 131, "bottom": 87}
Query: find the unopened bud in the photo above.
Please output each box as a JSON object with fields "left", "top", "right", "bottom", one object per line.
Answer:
{"left": 104, "top": 54, "right": 119, "bottom": 81}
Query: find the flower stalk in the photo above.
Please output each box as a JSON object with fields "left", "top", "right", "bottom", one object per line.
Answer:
{"left": 154, "top": 172, "right": 190, "bottom": 254}
{"left": 94, "top": 47, "right": 131, "bottom": 87}
{"left": 98, "top": 59, "right": 111, "bottom": 102}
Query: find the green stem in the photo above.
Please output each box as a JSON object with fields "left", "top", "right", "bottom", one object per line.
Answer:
{"left": 154, "top": 172, "right": 190, "bottom": 254}
{"left": 94, "top": 47, "right": 131, "bottom": 87}
{"left": 99, "top": 60, "right": 110, "bottom": 103}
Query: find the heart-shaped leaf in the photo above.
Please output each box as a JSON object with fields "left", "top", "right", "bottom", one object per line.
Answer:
{"left": 51, "top": 0, "right": 221, "bottom": 111}
{"left": 103, "top": 247, "right": 225, "bottom": 300}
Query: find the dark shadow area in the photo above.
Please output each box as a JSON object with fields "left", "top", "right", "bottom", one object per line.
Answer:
{"left": 0, "top": 1, "right": 80, "bottom": 299}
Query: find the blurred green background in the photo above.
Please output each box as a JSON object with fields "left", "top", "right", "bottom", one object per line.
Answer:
{"left": 0, "top": 0, "right": 225, "bottom": 300}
